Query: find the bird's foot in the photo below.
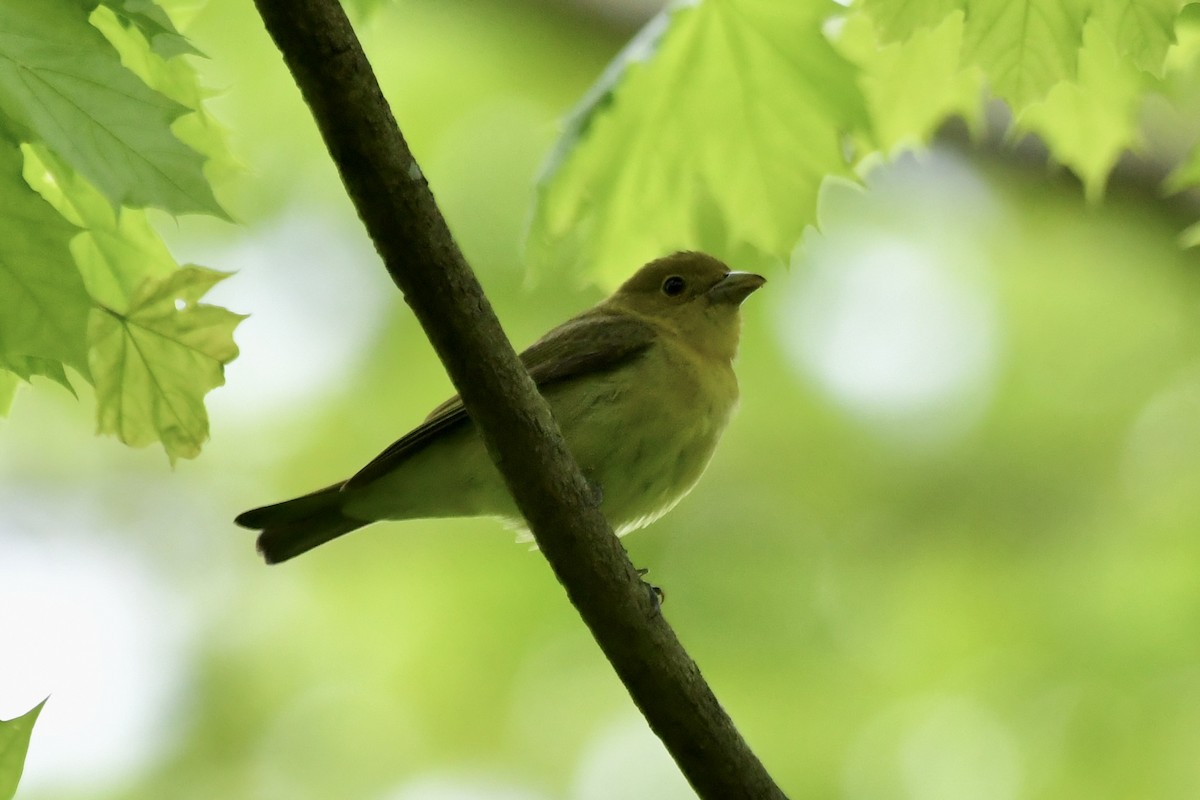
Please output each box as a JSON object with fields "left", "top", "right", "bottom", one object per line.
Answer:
{"left": 636, "top": 567, "right": 665, "bottom": 614}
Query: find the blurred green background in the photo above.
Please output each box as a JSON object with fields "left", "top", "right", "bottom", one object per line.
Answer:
{"left": 3, "top": 1, "right": 1200, "bottom": 799}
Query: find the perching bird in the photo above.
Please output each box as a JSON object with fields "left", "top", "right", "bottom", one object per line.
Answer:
{"left": 236, "top": 251, "right": 764, "bottom": 563}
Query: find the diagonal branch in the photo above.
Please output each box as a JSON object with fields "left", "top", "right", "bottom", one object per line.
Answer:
{"left": 249, "top": 1, "right": 786, "bottom": 796}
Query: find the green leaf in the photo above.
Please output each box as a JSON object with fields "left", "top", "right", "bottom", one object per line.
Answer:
{"left": 528, "top": 0, "right": 866, "bottom": 285}
{"left": 0, "top": 0, "right": 238, "bottom": 455}
{"left": 960, "top": 0, "right": 1091, "bottom": 109}
{"left": 0, "top": 0, "right": 222, "bottom": 215}
{"left": 1163, "top": 10, "right": 1200, "bottom": 196}
{"left": 0, "top": 143, "right": 90, "bottom": 375}
{"left": 860, "top": 0, "right": 961, "bottom": 41}
{"left": 0, "top": 354, "right": 74, "bottom": 396}
{"left": 100, "top": 0, "right": 203, "bottom": 58}
{"left": 1093, "top": 0, "right": 1179, "bottom": 76}
{"left": 840, "top": 10, "right": 984, "bottom": 153}
{"left": 21, "top": 138, "right": 239, "bottom": 462}
{"left": 88, "top": 2, "right": 238, "bottom": 196}
{"left": 24, "top": 143, "right": 177, "bottom": 311}
{"left": 1166, "top": 139, "right": 1200, "bottom": 194}
{"left": 847, "top": 0, "right": 1178, "bottom": 200}
{"left": 89, "top": 266, "right": 244, "bottom": 463}
{"left": 1017, "top": 17, "right": 1145, "bottom": 200}
{"left": 858, "top": 0, "right": 1177, "bottom": 102}
{"left": 1180, "top": 218, "right": 1200, "bottom": 247}
{"left": 0, "top": 371, "right": 16, "bottom": 416}
{"left": 0, "top": 700, "right": 45, "bottom": 800}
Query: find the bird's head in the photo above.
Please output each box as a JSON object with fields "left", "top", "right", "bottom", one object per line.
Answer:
{"left": 607, "top": 251, "right": 765, "bottom": 361}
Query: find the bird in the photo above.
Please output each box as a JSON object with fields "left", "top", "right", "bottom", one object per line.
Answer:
{"left": 235, "top": 251, "right": 765, "bottom": 564}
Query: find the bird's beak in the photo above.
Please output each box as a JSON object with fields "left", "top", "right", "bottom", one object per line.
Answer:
{"left": 707, "top": 271, "right": 766, "bottom": 306}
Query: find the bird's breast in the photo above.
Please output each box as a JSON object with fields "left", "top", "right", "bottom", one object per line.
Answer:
{"left": 549, "top": 341, "right": 738, "bottom": 535}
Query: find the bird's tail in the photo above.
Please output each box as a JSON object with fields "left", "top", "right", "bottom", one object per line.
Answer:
{"left": 235, "top": 483, "right": 367, "bottom": 564}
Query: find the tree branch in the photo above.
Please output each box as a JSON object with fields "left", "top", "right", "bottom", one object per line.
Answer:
{"left": 250, "top": 1, "right": 785, "bottom": 796}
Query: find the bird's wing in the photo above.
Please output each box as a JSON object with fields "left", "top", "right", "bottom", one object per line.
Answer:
{"left": 520, "top": 309, "right": 657, "bottom": 388}
{"left": 344, "top": 311, "right": 656, "bottom": 489}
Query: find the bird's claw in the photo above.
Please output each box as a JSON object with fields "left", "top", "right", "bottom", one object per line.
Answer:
{"left": 637, "top": 567, "right": 665, "bottom": 614}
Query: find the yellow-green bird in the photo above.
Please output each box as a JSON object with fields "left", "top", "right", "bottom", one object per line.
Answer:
{"left": 236, "top": 251, "right": 764, "bottom": 563}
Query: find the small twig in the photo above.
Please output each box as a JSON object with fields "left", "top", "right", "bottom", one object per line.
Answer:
{"left": 249, "top": 1, "right": 786, "bottom": 796}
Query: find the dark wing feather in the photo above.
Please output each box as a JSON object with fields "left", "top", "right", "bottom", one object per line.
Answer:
{"left": 519, "top": 309, "right": 656, "bottom": 388}
{"left": 344, "top": 310, "right": 655, "bottom": 489}
{"left": 344, "top": 402, "right": 472, "bottom": 489}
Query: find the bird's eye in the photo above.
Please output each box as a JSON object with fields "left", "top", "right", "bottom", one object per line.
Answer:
{"left": 661, "top": 276, "right": 686, "bottom": 297}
